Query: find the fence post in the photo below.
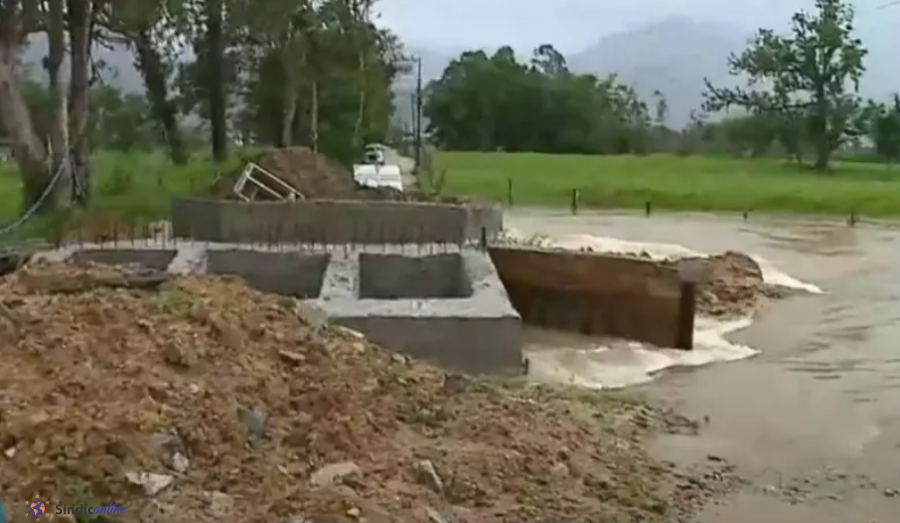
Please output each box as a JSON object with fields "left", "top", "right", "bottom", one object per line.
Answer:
{"left": 570, "top": 188, "right": 580, "bottom": 215}
{"left": 507, "top": 178, "right": 513, "bottom": 206}
{"left": 479, "top": 226, "right": 488, "bottom": 251}
{"left": 645, "top": 200, "right": 651, "bottom": 217}
{"left": 675, "top": 281, "right": 696, "bottom": 350}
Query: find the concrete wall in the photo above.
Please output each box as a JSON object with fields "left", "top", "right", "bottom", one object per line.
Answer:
{"left": 171, "top": 197, "right": 503, "bottom": 244}
{"left": 488, "top": 247, "right": 693, "bottom": 349}
{"left": 40, "top": 241, "right": 523, "bottom": 374}
{"left": 205, "top": 250, "right": 330, "bottom": 298}
{"left": 358, "top": 253, "right": 470, "bottom": 299}
{"left": 316, "top": 248, "right": 523, "bottom": 374}
{"left": 69, "top": 249, "right": 177, "bottom": 271}
{"left": 334, "top": 316, "right": 522, "bottom": 374}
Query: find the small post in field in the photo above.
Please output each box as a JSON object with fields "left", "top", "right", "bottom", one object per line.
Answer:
{"left": 743, "top": 210, "right": 749, "bottom": 221}
{"left": 479, "top": 226, "right": 488, "bottom": 251}
{"left": 506, "top": 178, "right": 513, "bottom": 206}
{"left": 570, "top": 188, "right": 580, "bottom": 214}
{"left": 848, "top": 209, "right": 857, "bottom": 227}
{"left": 645, "top": 200, "right": 651, "bottom": 217}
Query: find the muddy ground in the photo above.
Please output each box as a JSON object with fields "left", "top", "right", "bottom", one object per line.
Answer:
{"left": 0, "top": 261, "right": 740, "bottom": 523}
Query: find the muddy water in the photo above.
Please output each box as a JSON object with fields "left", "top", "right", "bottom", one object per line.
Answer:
{"left": 506, "top": 209, "right": 900, "bottom": 523}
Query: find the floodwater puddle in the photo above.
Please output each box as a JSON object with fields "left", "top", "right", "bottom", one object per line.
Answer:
{"left": 506, "top": 209, "right": 900, "bottom": 523}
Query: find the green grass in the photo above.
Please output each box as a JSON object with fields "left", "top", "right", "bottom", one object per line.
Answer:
{"left": 0, "top": 150, "right": 235, "bottom": 239}
{"left": 439, "top": 151, "right": 900, "bottom": 216}
{"left": 3, "top": 150, "right": 900, "bottom": 238}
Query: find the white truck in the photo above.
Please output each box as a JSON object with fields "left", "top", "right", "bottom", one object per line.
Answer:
{"left": 352, "top": 143, "right": 404, "bottom": 191}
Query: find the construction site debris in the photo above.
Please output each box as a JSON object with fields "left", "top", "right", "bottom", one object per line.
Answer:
{"left": 496, "top": 233, "right": 784, "bottom": 319}
{"left": 0, "top": 260, "right": 737, "bottom": 522}
{"left": 213, "top": 147, "right": 459, "bottom": 203}
{"left": 672, "top": 251, "right": 784, "bottom": 318}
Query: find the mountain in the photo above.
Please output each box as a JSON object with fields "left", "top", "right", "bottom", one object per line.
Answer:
{"left": 21, "top": 36, "right": 144, "bottom": 92}
{"left": 18, "top": 16, "right": 900, "bottom": 131}
{"left": 566, "top": 16, "right": 748, "bottom": 127}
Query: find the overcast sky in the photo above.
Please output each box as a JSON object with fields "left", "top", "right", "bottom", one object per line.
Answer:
{"left": 377, "top": 0, "right": 897, "bottom": 53}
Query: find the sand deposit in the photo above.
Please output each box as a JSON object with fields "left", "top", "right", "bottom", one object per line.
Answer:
{"left": 668, "top": 251, "right": 787, "bottom": 318}
{"left": 0, "top": 261, "right": 738, "bottom": 523}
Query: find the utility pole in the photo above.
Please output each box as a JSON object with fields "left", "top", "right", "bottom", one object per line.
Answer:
{"left": 414, "top": 56, "right": 423, "bottom": 174}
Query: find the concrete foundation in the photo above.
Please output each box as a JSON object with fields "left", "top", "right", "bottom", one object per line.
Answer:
{"left": 205, "top": 250, "right": 330, "bottom": 298}
{"left": 171, "top": 197, "right": 504, "bottom": 244}
{"left": 37, "top": 242, "right": 522, "bottom": 374}
{"left": 69, "top": 249, "right": 177, "bottom": 271}
{"left": 357, "top": 253, "right": 471, "bottom": 299}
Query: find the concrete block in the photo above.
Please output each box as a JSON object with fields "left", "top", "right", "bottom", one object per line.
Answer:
{"left": 316, "top": 248, "right": 522, "bottom": 374}
{"left": 169, "top": 197, "right": 504, "bottom": 244}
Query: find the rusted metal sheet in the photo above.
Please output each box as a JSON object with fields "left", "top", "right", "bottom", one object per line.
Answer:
{"left": 488, "top": 246, "right": 694, "bottom": 349}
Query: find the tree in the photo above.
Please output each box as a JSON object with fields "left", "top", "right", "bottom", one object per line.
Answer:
{"left": 105, "top": 0, "right": 189, "bottom": 164}
{"left": 423, "top": 45, "right": 652, "bottom": 154}
{"left": 652, "top": 90, "right": 668, "bottom": 127}
{"left": 0, "top": 0, "right": 99, "bottom": 211}
{"left": 703, "top": 0, "right": 866, "bottom": 170}
{"left": 860, "top": 96, "right": 900, "bottom": 165}
{"left": 229, "top": 0, "right": 402, "bottom": 164}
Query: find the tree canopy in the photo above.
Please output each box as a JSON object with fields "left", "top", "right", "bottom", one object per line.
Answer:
{"left": 423, "top": 45, "right": 654, "bottom": 154}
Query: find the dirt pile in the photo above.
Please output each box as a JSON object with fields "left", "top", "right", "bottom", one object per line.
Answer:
{"left": 0, "top": 261, "right": 736, "bottom": 522}
{"left": 679, "top": 251, "right": 784, "bottom": 318}
{"left": 213, "top": 147, "right": 453, "bottom": 202}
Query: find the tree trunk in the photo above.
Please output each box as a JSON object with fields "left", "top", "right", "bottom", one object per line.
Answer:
{"left": 353, "top": 49, "right": 366, "bottom": 149}
{"left": 279, "top": 85, "right": 296, "bottom": 147}
{"left": 205, "top": 0, "right": 228, "bottom": 162}
{"left": 68, "top": 0, "right": 93, "bottom": 205}
{"left": 311, "top": 79, "right": 318, "bottom": 153}
{"left": 46, "top": 0, "right": 74, "bottom": 210}
{"left": 0, "top": 43, "right": 48, "bottom": 210}
{"left": 133, "top": 29, "right": 187, "bottom": 164}
{"left": 278, "top": 48, "right": 297, "bottom": 147}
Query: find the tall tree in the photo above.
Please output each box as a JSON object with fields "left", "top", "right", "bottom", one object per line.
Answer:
{"left": 424, "top": 45, "right": 651, "bottom": 154}
{"left": 703, "top": 0, "right": 866, "bottom": 170}
{"left": 0, "top": 0, "right": 98, "bottom": 211}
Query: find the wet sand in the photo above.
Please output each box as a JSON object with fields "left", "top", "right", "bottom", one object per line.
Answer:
{"left": 507, "top": 209, "right": 900, "bottom": 522}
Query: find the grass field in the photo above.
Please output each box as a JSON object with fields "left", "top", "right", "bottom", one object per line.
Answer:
{"left": 0, "top": 151, "right": 229, "bottom": 235}
{"left": 3, "top": 151, "right": 900, "bottom": 232}
{"left": 439, "top": 152, "right": 900, "bottom": 216}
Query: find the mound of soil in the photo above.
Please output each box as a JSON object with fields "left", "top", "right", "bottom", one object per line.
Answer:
{"left": 680, "top": 251, "right": 784, "bottom": 318}
{"left": 0, "top": 261, "right": 735, "bottom": 522}
{"left": 213, "top": 147, "right": 459, "bottom": 203}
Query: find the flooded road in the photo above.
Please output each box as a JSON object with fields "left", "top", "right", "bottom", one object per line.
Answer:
{"left": 506, "top": 209, "right": 900, "bottom": 523}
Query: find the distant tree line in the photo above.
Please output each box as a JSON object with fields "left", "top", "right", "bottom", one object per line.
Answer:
{"left": 422, "top": 0, "right": 900, "bottom": 171}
